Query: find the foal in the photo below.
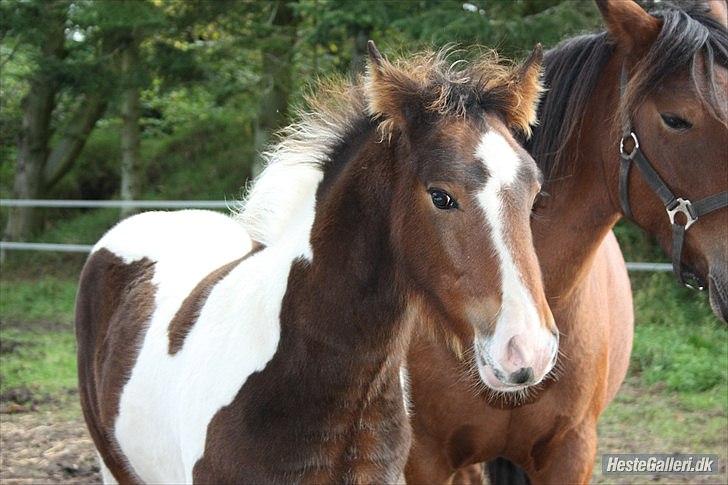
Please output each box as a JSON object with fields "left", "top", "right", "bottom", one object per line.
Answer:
{"left": 75, "top": 42, "right": 555, "bottom": 484}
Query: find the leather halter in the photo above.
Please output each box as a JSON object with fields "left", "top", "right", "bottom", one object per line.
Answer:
{"left": 617, "top": 67, "right": 728, "bottom": 289}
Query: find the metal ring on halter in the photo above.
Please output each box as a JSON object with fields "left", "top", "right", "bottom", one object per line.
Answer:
{"left": 667, "top": 197, "right": 697, "bottom": 230}
{"left": 619, "top": 132, "right": 639, "bottom": 160}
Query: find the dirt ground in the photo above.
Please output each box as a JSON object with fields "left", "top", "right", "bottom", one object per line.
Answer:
{"left": 0, "top": 394, "right": 725, "bottom": 484}
{"left": 0, "top": 409, "right": 99, "bottom": 484}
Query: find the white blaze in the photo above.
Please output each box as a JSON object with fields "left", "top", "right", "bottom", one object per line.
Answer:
{"left": 473, "top": 131, "right": 542, "bottom": 370}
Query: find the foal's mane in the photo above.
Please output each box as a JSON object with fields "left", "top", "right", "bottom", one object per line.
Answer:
{"left": 528, "top": 1, "right": 728, "bottom": 183}
{"left": 236, "top": 48, "right": 536, "bottom": 246}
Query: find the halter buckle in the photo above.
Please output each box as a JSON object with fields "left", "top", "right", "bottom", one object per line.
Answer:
{"left": 667, "top": 197, "right": 697, "bottom": 229}
{"left": 619, "top": 132, "right": 639, "bottom": 160}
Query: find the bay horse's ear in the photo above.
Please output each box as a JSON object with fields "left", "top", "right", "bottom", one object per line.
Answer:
{"left": 505, "top": 44, "right": 544, "bottom": 137}
{"left": 365, "top": 40, "right": 420, "bottom": 137}
{"left": 595, "top": 0, "right": 661, "bottom": 55}
{"left": 706, "top": 0, "right": 728, "bottom": 29}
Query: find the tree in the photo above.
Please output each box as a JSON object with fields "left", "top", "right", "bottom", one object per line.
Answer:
{"left": 119, "top": 34, "right": 141, "bottom": 218}
{"left": 1, "top": 0, "right": 109, "bottom": 240}
{"left": 252, "top": 0, "right": 298, "bottom": 173}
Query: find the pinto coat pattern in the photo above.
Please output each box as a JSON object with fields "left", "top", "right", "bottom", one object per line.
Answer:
{"left": 75, "top": 43, "right": 554, "bottom": 484}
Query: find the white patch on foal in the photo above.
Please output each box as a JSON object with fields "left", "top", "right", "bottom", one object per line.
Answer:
{"left": 473, "top": 131, "right": 543, "bottom": 372}
{"left": 94, "top": 170, "right": 323, "bottom": 483}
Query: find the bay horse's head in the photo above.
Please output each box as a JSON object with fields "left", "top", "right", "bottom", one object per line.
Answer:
{"left": 597, "top": 0, "right": 728, "bottom": 320}
{"left": 366, "top": 43, "right": 558, "bottom": 391}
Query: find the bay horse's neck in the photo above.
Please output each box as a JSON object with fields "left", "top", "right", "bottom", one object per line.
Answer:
{"left": 533, "top": 55, "right": 623, "bottom": 303}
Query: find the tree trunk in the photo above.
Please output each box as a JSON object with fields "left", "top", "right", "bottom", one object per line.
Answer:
{"left": 119, "top": 38, "right": 142, "bottom": 219}
{"left": 3, "top": 4, "right": 66, "bottom": 241}
{"left": 252, "top": 0, "right": 296, "bottom": 176}
{"left": 43, "top": 94, "right": 107, "bottom": 190}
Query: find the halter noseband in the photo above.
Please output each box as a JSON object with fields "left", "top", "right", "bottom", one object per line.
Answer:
{"left": 617, "top": 66, "right": 728, "bottom": 290}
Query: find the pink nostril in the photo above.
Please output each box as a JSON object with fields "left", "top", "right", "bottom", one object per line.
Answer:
{"left": 506, "top": 335, "right": 527, "bottom": 369}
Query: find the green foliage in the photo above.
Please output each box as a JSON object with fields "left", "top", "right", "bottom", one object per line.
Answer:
{"left": 0, "top": 328, "right": 78, "bottom": 396}
{"left": 1, "top": 0, "right": 611, "bottom": 211}
{"left": 613, "top": 220, "right": 668, "bottom": 262}
{"left": 0, "top": 277, "right": 77, "bottom": 324}
{"left": 146, "top": 113, "right": 253, "bottom": 200}
{"left": 629, "top": 272, "right": 726, "bottom": 393}
{"left": 51, "top": 125, "right": 123, "bottom": 200}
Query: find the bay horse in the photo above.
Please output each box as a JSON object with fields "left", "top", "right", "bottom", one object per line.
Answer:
{"left": 75, "top": 42, "right": 558, "bottom": 483}
{"left": 405, "top": 0, "right": 728, "bottom": 483}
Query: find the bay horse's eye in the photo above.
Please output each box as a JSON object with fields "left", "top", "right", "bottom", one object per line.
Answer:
{"left": 660, "top": 113, "right": 693, "bottom": 131}
{"left": 428, "top": 188, "right": 457, "bottom": 210}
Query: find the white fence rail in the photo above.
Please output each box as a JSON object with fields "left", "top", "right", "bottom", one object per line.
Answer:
{"left": 0, "top": 242, "right": 94, "bottom": 253}
{"left": 0, "top": 199, "right": 673, "bottom": 272}
{"left": 0, "top": 199, "right": 231, "bottom": 209}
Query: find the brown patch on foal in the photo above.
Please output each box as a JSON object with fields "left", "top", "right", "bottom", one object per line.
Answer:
{"left": 75, "top": 248, "right": 157, "bottom": 484}
{"left": 167, "top": 243, "right": 262, "bottom": 355}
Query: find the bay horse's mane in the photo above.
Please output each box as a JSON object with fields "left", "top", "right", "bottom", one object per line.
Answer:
{"left": 236, "top": 47, "right": 540, "bottom": 246}
{"left": 528, "top": 1, "right": 728, "bottom": 183}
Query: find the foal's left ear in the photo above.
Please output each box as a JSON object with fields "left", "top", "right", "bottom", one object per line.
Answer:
{"left": 505, "top": 44, "right": 544, "bottom": 137}
{"left": 365, "top": 40, "right": 420, "bottom": 137}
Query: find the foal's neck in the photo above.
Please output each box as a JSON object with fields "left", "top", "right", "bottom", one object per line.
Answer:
{"left": 533, "top": 57, "right": 623, "bottom": 302}
{"left": 274, "top": 121, "right": 412, "bottom": 480}
{"left": 304, "top": 120, "right": 411, "bottom": 362}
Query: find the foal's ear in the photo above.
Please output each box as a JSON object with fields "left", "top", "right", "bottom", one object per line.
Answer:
{"left": 365, "top": 40, "right": 420, "bottom": 137}
{"left": 595, "top": 0, "right": 661, "bottom": 55}
{"left": 505, "top": 44, "right": 544, "bottom": 137}
{"left": 367, "top": 40, "right": 385, "bottom": 68}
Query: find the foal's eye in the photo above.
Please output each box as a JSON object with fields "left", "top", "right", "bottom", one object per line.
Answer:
{"left": 428, "top": 188, "right": 457, "bottom": 210}
{"left": 660, "top": 113, "right": 692, "bottom": 131}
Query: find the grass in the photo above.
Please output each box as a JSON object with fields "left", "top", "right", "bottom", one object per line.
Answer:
{"left": 0, "top": 277, "right": 77, "bottom": 325}
{"left": 0, "top": 328, "right": 77, "bottom": 397}
{"left": 0, "top": 275, "right": 79, "bottom": 402}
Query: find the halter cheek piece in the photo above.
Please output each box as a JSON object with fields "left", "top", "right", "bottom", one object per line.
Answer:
{"left": 617, "top": 67, "right": 728, "bottom": 290}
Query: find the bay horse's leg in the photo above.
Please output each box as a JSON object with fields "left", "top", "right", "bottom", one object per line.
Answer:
{"left": 525, "top": 420, "right": 597, "bottom": 485}
{"left": 487, "top": 458, "right": 529, "bottom": 485}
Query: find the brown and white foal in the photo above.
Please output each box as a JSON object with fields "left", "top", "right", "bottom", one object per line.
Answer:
{"left": 75, "top": 42, "right": 556, "bottom": 484}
